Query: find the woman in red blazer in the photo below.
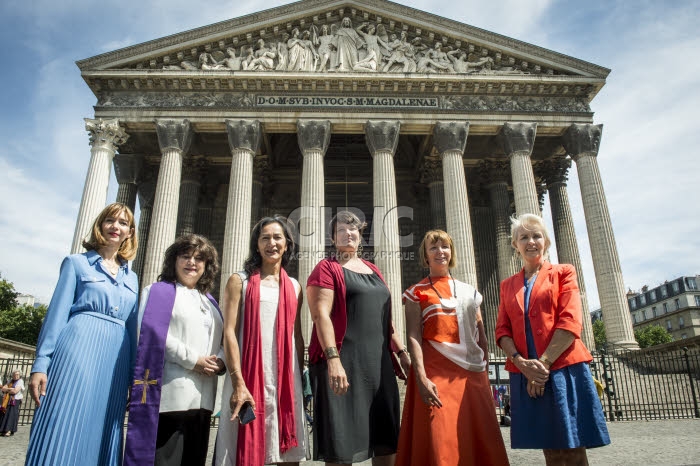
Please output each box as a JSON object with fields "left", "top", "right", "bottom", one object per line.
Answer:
{"left": 495, "top": 213, "right": 609, "bottom": 465}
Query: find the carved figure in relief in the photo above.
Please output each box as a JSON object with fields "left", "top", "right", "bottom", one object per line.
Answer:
{"left": 179, "top": 60, "right": 199, "bottom": 71}
{"left": 276, "top": 34, "right": 289, "bottom": 71}
{"left": 312, "top": 24, "right": 336, "bottom": 72}
{"left": 199, "top": 52, "right": 227, "bottom": 70}
{"left": 382, "top": 31, "right": 416, "bottom": 72}
{"left": 355, "top": 22, "right": 390, "bottom": 63}
{"left": 223, "top": 47, "right": 243, "bottom": 71}
{"left": 241, "top": 46, "right": 255, "bottom": 70}
{"left": 287, "top": 28, "right": 318, "bottom": 72}
{"left": 247, "top": 39, "right": 277, "bottom": 71}
{"left": 416, "top": 42, "right": 454, "bottom": 73}
{"left": 332, "top": 17, "right": 364, "bottom": 71}
{"left": 352, "top": 49, "right": 379, "bottom": 72}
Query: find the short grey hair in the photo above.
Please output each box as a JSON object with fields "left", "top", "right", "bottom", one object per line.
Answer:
{"left": 510, "top": 213, "right": 551, "bottom": 253}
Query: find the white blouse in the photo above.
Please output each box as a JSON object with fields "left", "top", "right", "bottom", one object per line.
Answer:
{"left": 138, "top": 283, "right": 224, "bottom": 413}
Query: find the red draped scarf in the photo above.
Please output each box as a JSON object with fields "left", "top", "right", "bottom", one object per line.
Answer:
{"left": 237, "top": 268, "right": 298, "bottom": 465}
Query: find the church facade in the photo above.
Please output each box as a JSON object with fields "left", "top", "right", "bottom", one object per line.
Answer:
{"left": 72, "top": 0, "right": 637, "bottom": 352}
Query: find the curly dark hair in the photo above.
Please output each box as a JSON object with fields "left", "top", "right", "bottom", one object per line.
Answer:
{"left": 158, "top": 234, "right": 220, "bottom": 294}
{"left": 329, "top": 210, "right": 367, "bottom": 242}
{"left": 243, "top": 216, "right": 297, "bottom": 275}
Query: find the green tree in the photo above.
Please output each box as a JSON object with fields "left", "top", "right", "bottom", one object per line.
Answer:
{"left": 0, "top": 304, "right": 48, "bottom": 346}
{"left": 593, "top": 319, "right": 607, "bottom": 350}
{"left": 0, "top": 274, "right": 19, "bottom": 312}
{"left": 634, "top": 324, "right": 673, "bottom": 349}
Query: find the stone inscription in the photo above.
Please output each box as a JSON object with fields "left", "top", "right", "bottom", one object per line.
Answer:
{"left": 256, "top": 95, "right": 438, "bottom": 108}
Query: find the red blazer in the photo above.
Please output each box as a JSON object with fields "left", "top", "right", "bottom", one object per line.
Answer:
{"left": 495, "top": 261, "right": 592, "bottom": 373}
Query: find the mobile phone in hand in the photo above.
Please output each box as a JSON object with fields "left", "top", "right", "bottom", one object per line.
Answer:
{"left": 238, "top": 402, "right": 256, "bottom": 425}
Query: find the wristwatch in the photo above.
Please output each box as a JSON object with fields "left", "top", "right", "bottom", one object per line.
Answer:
{"left": 539, "top": 355, "right": 552, "bottom": 369}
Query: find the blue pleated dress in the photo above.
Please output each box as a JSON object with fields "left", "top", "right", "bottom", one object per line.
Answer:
{"left": 510, "top": 274, "right": 610, "bottom": 450}
{"left": 25, "top": 251, "right": 139, "bottom": 466}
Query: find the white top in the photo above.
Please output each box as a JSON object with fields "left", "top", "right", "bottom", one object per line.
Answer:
{"left": 138, "top": 283, "right": 224, "bottom": 413}
{"left": 214, "top": 275, "right": 308, "bottom": 465}
{"left": 9, "top": 379, "right": 24, "bottom": 401}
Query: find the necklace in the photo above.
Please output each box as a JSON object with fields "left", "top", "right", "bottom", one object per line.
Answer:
{"left": 428, "top": 274, "right": 458, "bottom": 309}
{"left": 103, "top": 261, "right": 119, "bottom": 276}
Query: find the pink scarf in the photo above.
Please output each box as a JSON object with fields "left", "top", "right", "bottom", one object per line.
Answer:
{"left": 237, "top": 269, "right": 298, "bottom": 465}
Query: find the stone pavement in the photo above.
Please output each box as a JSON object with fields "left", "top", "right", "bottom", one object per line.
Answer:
{"left": 1, "top": 419, "right": 699, "bottom": 465}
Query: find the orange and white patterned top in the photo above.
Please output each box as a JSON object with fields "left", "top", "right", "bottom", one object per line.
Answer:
{"left": 403, "top": 276, "right": 486, "bottom": 372}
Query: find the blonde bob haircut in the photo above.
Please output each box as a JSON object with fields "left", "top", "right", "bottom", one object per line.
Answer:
{"left": 418, "top": 229, "right": 456, "bottom": 269}
{"left": 510, "top": 213, "right": 551, "bottom": 254}
{"left": 82, "top": 202, "right": 138, "bottom": 262}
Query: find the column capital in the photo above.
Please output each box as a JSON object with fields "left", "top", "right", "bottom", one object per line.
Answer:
{"left": 182, "top": 156, "right": 207, "bottom": 183}
{"left": 365, "top": 120, "right": 401, "bottom": 157}
{"left": 155, "top": 119, "right": 193, "bottom": 153}
{"left": 497, "top": 122, "right": 537, "bottom": 157}
{"left": 479, "top": 160, "right": 511, "bottom": 186}
{"left": 137, "top": 179, "right": 157, "bottom": 210}
{"left": 419, "top": 156, "right": 443, "bottom": 184}
{"left": 563, "top": 123, "right": 603, "bottom": 160}
{"left": 225, "top": 119, "right": 261, "bottom": 153}
{"left": 433, "top": 121, "right": 469, "bottom": 155}
{"left": 113, "top": 153, "right": 143, "bottom": 185}
{"left": 85, "top": 118, "right": 128, "bottom": 152}
{"left": 297, "top": 120, "right": 331, "bottom": 156}
{"left": 539, "top": 157, "right": 572, "bottom": 187}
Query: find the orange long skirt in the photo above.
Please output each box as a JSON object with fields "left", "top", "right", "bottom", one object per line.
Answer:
{"left": 396, "top": 343, "right": 510, "bottom": 466}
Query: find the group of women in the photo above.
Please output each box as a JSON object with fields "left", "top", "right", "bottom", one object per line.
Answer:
{"left": 24, "top": 202, "right": 609, "bottom": 466}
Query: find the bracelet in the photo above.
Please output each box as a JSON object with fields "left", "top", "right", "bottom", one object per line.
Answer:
{"left": 229, "top": 368, "right": 240, "bottom": 377}
{"left": 511, "top": 351, "right": 521, "bottom": 361}
{"left": 324, "top": 347, "right": 340, "bottom": 359}
{"left": 396, "top": 348, "right": 409, "bottom": 357}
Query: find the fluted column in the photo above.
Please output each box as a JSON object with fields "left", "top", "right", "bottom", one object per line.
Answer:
{"left": 71, "top": 118, "right": 128, "bottom": 253}
{"left": 366, "top": 120, "right": 404, "bottom": 342}
{"left": 297, "top": 120, "right": 331, "bottom": 342}
{"left": 220, "top": 120, "right": 261, "bottom": 295}
{"left": 113, "top": 153, "right": 142, "bottom": 212}
{"left": 433, "top": 121, "right": 477, "bottom": 286}
{"left": 541, "top": 157, "right": 595, "bottom": 350}
{"left": 564, "top": 124, "right": 637, "bottom": 349}
{"left": 252, "top": 155, "right": 270, "bottom": 228}
{"left": 498, "top": 122, "right": 540, "bottom": 216}
{"left": 483, "top": 161, "right": 520, "bottom": 281}
{"left": 420, "top": 157, "right": 446, "bottom": 231}
{"left": 132, "top": 178, "right": 156, "bottom": 279}
{"left": 142, "top": 119, "right": 192, "bottom": 287}
{"left": 176, "top": 157, "right": 204, "bottom": 237}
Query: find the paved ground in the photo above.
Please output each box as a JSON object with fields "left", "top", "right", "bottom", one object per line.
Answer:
{"left": 2, "top": 419, "right": 699, "bottom": 465}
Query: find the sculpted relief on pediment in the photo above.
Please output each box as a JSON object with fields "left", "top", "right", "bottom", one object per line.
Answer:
{"left": 120, "top": 13, "right": 564, "bottom": 77}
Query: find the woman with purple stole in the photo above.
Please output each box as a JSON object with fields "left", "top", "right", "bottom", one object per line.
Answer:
{"left": 124, "top": 234, "right": 224, "bottom": 466}
{"left": 25, "top": 203, "right": 138, "bottom": 466}
{"left": 213, "top": 216, "right": 308, "bottom": 466}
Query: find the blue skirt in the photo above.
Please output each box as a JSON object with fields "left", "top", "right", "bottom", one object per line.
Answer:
{"left": 510, "top": 362, "right": 610, "bottom": 449}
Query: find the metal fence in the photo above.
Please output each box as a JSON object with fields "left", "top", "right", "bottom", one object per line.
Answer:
{"left": 4, "top": 346, "right": 699, "bottom": 427}
{"left": 590, "top": 344, "right": 700, "bottom": 421}
{"left": 0, "top": 356, "right": 37, "bottom": 426}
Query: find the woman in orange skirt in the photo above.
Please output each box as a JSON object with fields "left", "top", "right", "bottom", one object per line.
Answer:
{"left": 396, "top": 230, "right": 509, "bottom": 466}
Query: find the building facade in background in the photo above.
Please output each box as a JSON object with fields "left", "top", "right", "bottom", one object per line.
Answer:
{"left": 69, "top": 0, "right": 638, "bottom": 351}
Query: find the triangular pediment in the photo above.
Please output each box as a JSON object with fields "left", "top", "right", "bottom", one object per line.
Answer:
{"left": 78, "top": 0, "right": 608, "bottom": 80}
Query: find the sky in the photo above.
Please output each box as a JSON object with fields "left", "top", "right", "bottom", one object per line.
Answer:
{"left": 0, "top": 0, "right": 698, "bottom": 310}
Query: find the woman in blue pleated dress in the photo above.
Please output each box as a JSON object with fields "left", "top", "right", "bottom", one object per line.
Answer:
{"left": 495, "top": 214, "right": 609, "bottom": 465}
{"left": 25, "top": 203, "right": 139, "bottom": 466}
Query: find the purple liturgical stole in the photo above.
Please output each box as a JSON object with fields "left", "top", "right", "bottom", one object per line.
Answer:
{"left": 123, "top": 281, "right": 221, "bottom": 466}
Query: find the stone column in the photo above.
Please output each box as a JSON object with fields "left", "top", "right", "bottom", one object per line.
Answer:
{"left": 420, "top": 157, "right": 446, "bottom": 231}
{"left": 433, "top": 121, "right": 478, "bottom": 286}
{"left": 251, "top": 155, "right": 270, "bottom": 228}
{"left": 540, "top": 157, "right": 595, "bottom": 350}
{"left": 176, "top": 157, "right": 204, "bottom": 237}
{"left": 71, "top": 118, "right": 128, "bottom": 253}
{"left": 366, "top": 120, "right": 405, "bottom": 342}
{"left": 498, "top": 122, "right": 540, "bottom": 216}
{"left": 142, "top": 119, "right": 192, "bottom": 287}
{"left": 113, "top": 153, "right": 142, "bottom": 212}
{"left": 564, "top": 124, "right": 637, "bottom": 349}
{"left": 482, "top": 160, "right": 520, "bottom": 281}
{"left": 220, "top": 120, "right": 261, "bottom": 296}
{"left": 132, "top": 177, "right": 156, "bottom": 279}
{"left": 297, "top": 120, "right": 331, "bottom": 342}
